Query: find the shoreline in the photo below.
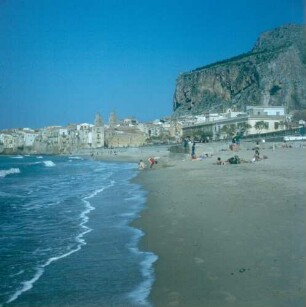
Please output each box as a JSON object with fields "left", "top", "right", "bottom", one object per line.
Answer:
{"left": 4, "top": 143, "right": 305, "bottom": 306}
{"left": 2, "top": 143, "right": 305, "bottom": 306}
{"left": 132, "top": 143, "right": 306, "bottom": 307}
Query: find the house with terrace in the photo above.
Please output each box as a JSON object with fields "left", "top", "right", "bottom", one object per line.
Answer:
{"left": 182, "top": 106, "right": 287, "bottom": 140}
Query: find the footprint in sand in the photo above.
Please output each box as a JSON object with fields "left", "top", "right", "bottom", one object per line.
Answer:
{"left": 194, "top": 257, "right": 205, "bottom": 264}
{"left": 207, "top": 272, "right": 219, "bottom": 281}
{"left": 167, "top": 291, "right": 180, "bottom": 306}
{"left": 213, "top": 290, "right": 237, "bottom": 303}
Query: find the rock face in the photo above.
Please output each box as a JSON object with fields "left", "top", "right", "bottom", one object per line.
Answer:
{"left": 173, "top": 24, "right": 306, "bottom": 116}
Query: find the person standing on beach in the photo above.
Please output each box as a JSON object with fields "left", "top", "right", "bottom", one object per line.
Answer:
{"left": 254, "top": 141, "right": 260, "bottom": 150}
{"left": 183, "top": 138, "right": 189, "bottom": 153}
{"left": 191, "top": 142, "right": 196, "bottom": 159}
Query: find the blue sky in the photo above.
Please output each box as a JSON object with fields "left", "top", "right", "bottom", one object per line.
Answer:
{"left": 0, "top": 0, "right": 305, "bottom": 129}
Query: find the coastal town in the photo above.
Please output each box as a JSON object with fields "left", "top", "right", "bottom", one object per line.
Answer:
{"left": 1, "top": 11, "right": 305, "bottom": 306}
{"left": 1, "top": 105, "right": 305, "bottom": 155}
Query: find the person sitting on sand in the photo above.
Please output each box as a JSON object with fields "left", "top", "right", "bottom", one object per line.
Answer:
{"left": 227, "top": 155, "right": 241, "bottom": 164}
{"left": 282, "top": 141, "right": 292, "bottom": 148}
{"left": 253, "top": 149, "right": 261, "bottom": 161}
{"left": 216, "top": 157, "right": 225, "bottom": 165}
{"left": 215, "top": 155, "right": 250, "bottom": 165}
{"left": 252, "top": 150, "right": 268, "bottom": 162}
{"left": 139, "top": 160, "right": 146, "bottom": 170}
{"left": 227, "top": 155, "right": 252, "bottom": 164}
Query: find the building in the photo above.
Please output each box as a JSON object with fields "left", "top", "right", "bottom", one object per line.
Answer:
{"left": 182, "top": 106, "right": 287, "bottom": 140}
{"left": 246, "top": 106, "right": 285, "bottom": 116}
{"left": 0, "top": 132, "right": 16, "bottom": 149}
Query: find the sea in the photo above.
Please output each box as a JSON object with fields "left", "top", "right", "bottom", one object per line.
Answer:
{"left": 0, "top": 155, "right": 157, "bottom": 307}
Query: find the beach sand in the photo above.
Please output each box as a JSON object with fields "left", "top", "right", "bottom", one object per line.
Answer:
{"left": 132, "top": 143, "right": 306, "bottom": 307}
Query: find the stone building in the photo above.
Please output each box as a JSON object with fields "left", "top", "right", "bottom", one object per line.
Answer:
{"left": 0, "top": 132, "right": 15, "bottom": 150}
{"left": 104, "top": 124, "right": 146, "bottom": 148}
{"left": 92, "top": 113, "right": 104, "bottom": 148}
{"left": 0, "top": 129, "right": 39, "bottom": 153}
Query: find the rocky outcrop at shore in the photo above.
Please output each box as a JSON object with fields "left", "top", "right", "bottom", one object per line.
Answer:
{"left": 173, "top": 24, "right": 306, "bottom": 116}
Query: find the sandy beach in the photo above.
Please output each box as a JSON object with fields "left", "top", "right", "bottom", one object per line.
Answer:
{"left": 131, "top": 142, "right": 306, "bottom": 307}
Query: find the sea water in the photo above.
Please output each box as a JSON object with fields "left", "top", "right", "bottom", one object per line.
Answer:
{"left": 0, "top": 155, "right": 157, "bottom": 307}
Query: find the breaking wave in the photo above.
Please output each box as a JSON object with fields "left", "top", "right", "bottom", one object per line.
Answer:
{"left": 0, "top": 168, "right": 21, "bottom": 178}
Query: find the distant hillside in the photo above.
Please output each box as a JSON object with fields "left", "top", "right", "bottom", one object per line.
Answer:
{"left": 173, "top": 24, "right": 306, "bottom": 116}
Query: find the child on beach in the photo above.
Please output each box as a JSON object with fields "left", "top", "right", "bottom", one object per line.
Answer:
{"left": 139, "top": 160, "right": 146, "bottom": 170}
{"left": 148, "top": 157, "right": 157, "bottom": 168}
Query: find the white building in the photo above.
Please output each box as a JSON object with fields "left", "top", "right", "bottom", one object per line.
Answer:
{"left": 182, "top": 106, "right": 287, "bottom": 140}
{"left": 0, "top": 133, "right": 15, "bottom": 149}
{"left": 76, "top": 123, "right": 94, "bottom": 148}
{"left": 92, "top": 126, "right": 104, "bottom": 148}
{"left": 246, "top": 106, "right": 285, "bottom": 116}
{"left": 23, "top": 129, "right": 39, "bottom": 147}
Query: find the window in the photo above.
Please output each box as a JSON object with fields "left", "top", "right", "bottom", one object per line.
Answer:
{"left": 274, "top": 122, "right": 279, "bottom": 130}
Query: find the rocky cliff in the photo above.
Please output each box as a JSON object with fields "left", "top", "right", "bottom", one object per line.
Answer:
{"left": 173, "top": 24, "right": 306, "bottom": 116}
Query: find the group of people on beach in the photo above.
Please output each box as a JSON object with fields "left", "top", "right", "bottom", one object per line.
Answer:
{"left": 138, "top": 157, "right": 157, "bottom": 170}
{"left": 140, "top": 138, "right": 271, "bottom": 170}
{"left": 189, "top": 142, "right": 214, "bottom": 160}
{"left": 216, "top": 155, "right": 250, "bottom": 165}
{"left": 216, "top": 140, "right": 268, "bottom": 165}
{"left": 188, "top": 137, "right": 268, "bottom": 165}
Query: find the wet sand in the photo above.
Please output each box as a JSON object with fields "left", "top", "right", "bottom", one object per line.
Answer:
{"left": 132, "top": 143, "right": 306, "bottom": 307}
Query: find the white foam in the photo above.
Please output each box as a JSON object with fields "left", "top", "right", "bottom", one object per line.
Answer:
{"left": 124, "top": 224, "right": 158, "bottom": 306}
{"left": 0, "top": 168, "right": 21, "bottom": 178}
{"left": 68, "top": 156, "right": 83, "bottom": 160}
{"left": 128, "top": 237, "right": 158, "bottom": 306}
{"left": 43, "top": 160, "right": 56, "bottom": 167}
{"left": 79, "top": 181, "right": 115, "bottom": 225}
{"left": 6, "top": 267, "right": 44, "bottom": 304}
{"left": 6, "top": 237, "right": 86, "bottom": 304}
{"left": 29, "top": 161, "right": 41, "bottom": 165}
{"left": 5, "top": 180, "right": 116, "bottom": 305}
{"left": 30, "top": 161, "right": 53, "bottom": 166}
{"left": 83, "top": 180, "right": 115, "bottom": 201}
{"left": 9, "top": 270, "right": 25, "bottom": 278}
{"left": 10, "top": 155, "right": 23, "bottom": 159}
{"left": 36, "top": 156, "right": 43, "bottom": 159}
